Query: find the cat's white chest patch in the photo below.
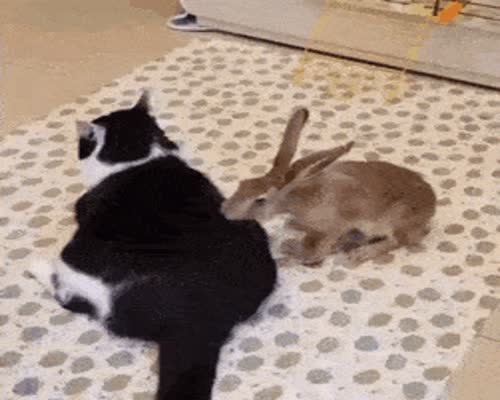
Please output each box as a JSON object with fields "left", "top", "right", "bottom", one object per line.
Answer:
{"left": 54, "top": 258, "right": 113, "bottom": 321}
{"left": 80, "top": 155, "right": 119, "bottom": 188}
{"left": 80, "top": 144, "right": 172, "bottom": 188}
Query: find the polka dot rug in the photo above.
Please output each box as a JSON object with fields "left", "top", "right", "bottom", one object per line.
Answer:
{"left": 0, "top": 37, "right": 499, "bottom": 400}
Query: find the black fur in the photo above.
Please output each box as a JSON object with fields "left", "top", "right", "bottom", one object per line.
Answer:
{"left": 61, "top": 100, "right": 277, "bottom": 400}
{"left": 60, "top": 295, "right": 97, "bottom": 317}
{"left": 78, "top": 136, "right": 97, "bottom": 159}
{"left": 78, "top": 100, "right": 178, "bottom": 162}
{"left": 94, "top": 107, "right": 178, "bottom": 163}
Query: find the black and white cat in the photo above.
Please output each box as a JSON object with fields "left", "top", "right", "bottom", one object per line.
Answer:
{"left": 30, "top": 93, "right": 277, "bottom": 400}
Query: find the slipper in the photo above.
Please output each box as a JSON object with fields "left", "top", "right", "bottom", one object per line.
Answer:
{"left": 167, "top": 12, "right": 212, "bottom": 32}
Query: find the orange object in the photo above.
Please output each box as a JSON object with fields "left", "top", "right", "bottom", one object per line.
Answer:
{"left": 439, "top": 1, "right": 463, "bottom": 24}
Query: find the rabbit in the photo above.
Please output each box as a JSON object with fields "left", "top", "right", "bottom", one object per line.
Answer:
{"left": 222, "top": 107, "right": 437, "bottom": 267}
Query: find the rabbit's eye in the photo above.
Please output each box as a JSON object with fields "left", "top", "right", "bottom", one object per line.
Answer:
{"left": 255, "top": 198, "right": 266, "bottom": 205}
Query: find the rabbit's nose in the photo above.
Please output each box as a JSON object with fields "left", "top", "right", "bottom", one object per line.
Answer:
{"left": 221, "top": 201, "right": 238, "bottom": 219}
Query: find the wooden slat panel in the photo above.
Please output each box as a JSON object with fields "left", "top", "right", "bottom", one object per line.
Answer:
{"left": 463, "top": 4, "right": 500, "bottom": 19}
{"left": 186, "top": 0, "right": 500, "bottom": 88}
{"left": 470, "top": 0, "right": 500, "bottom": 7}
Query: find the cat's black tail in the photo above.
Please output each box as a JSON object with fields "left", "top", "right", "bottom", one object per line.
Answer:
{"left": 155, "top": 334, "right": 227, "bottom": 400}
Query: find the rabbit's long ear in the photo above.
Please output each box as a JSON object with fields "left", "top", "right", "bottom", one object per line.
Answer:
{"left": 269, "top": 108, "right": 309, "bottom": 177}
{"left": 285, "top": 149, "right": 340, "bottom": 183}
{"left": 307, "top": 141, "right": 354, "bottom": 174}
{"left": 293, "top": 141, "right": 355, "bottom": 180}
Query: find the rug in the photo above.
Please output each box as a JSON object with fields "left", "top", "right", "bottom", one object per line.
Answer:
{"left": 0, "top": 37, "right": 499, "bottom": 400}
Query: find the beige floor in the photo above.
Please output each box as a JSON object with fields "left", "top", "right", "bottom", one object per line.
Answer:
{"left": 1, "top": 1, "right": 498, "bottom": 398}
{"left": 447, "top": 306, "right": 500, "bottom": 400}
{"left": 0, "top": 0, "right": 189, "bottom": 132}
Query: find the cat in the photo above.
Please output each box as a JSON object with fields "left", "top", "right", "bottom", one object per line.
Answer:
{"left": 30, "top": 92, "right": 277, "bottom": 400}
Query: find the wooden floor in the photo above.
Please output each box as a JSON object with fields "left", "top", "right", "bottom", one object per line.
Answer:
{"left": 0, "top": 0, "right": 190, "bottom": 133}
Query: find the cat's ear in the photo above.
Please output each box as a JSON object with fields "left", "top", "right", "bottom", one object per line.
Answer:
{"left": 134, "top": 91, "right": 150, "bottom": 113}
{"left": 76, "top": 120, "right": 92, "bottom": 137}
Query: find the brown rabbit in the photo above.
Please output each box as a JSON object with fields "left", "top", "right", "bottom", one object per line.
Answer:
{"left": 222, "top": 108, "right": 437, "bottom": 267}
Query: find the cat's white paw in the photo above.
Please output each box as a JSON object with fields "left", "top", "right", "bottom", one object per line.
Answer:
{"left": 28, "top": 259, "right": 55, "bottom": 292}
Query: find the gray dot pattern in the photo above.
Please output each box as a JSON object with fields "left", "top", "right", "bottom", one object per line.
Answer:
{"left": 0, "top": 37, "right": 498, "bottom": 400}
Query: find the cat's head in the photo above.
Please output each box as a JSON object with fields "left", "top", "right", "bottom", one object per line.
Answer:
{"left": 76, "top": 92, "right": 179, "bottom": 187}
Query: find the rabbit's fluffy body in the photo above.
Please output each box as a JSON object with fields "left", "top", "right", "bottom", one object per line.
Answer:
{"left": 274, "top": 160, "right": 436, "bottom": 265}
{"left": 222, "top": 108, "right": 436, "bottom": 266}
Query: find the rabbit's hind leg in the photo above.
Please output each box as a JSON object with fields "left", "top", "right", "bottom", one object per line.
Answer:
{"left": 335, "top": 228, "right": 386, "bottom": 253}
{"left": 394, "top": 222, "right": 431, "bottom": 248}
{"left": 344, "top": 235, "right": 401, "bottom": 267}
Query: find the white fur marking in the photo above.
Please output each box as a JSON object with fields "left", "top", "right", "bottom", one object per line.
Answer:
{"left": 28, "top": 259, "right": 56, "bottom": 295}
{"left": 54, "top": 257, "right": 113, "bottom": 320}
{"left": 81, "top": 143, "right": 174, "bottom": 188}
{"left": 31, "top": 257, "right": 113, "bottom": 321}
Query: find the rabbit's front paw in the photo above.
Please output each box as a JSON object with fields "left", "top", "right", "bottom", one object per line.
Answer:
{"left": 280, "top": 238, "right": 302, "bottom": 257}
{"left": 301, "top": 257, "right": 324, "bottom": 268}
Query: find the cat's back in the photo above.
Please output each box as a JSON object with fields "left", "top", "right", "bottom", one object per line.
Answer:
{"left": 99, "top": 155, "right": 224, "bottom": 208}
{"left": 159, "top": 215, "right": 276, "bottom": 295}
{"left": 75, "top": 155, "right": 224, "bottom": 238}
{"left": 70, "top": 155, "right": 276, "bottom": 293}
